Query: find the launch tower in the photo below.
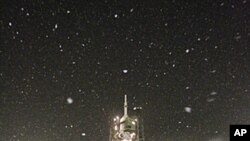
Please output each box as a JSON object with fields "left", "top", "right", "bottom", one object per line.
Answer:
{"left": 109, "top": 95, "right": 145, "bottom": 141}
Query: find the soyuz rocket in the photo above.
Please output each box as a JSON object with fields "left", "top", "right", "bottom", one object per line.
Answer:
{"left": 109, "top": 95, "right": 145, "bottom": 141}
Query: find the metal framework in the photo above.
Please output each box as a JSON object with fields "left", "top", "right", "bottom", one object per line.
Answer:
{"left": 109, "top": 95, "right": 145, "bottom": 141}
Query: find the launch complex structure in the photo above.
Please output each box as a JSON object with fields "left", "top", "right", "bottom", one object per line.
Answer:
{"left": 109, "top": 95, "right": 145, "bottom": 141}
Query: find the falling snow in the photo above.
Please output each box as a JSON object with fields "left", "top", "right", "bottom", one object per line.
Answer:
{"left": 184, "top": 107, "right": 192, "bottom": 113}
{"left": 67, "top": 97, "right": 73, "bottom": 104}
{"left": 210, "top": 91, "right": 217, "bottom": 95}
{"left": 1, "top": 0, "right": 249, "bottom": 141}
{"left": 207, "top": 98, "right": 215, "bottom": 102}
{"left": 122, "top": 69, "right": 128, "bottom": 73}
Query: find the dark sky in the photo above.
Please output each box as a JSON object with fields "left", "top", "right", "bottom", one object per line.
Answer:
{"left": 0, "top": 0, "right": 249, "bottom": 141}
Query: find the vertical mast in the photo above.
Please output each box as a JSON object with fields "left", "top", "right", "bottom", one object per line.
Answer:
{"left": 124, "top": 95, "right": 128, "bottom": 116}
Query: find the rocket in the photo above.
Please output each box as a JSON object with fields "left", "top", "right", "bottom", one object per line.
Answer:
{"left": 110, "top": 95, "right": 145, "bottom": 141}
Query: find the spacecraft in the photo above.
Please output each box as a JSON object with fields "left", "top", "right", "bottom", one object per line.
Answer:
{"left": 109, "top": 95, "right": 145, "bottom": 141}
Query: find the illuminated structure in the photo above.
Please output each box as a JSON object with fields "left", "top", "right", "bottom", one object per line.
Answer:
{"left": 109, "top": 95, "right": 145, "bottom": 141}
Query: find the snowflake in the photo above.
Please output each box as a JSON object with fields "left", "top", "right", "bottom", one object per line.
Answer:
{"left": 122, "top": 69, "right": 128, "bottom": 73}
{"left": 210, "top": 91, "right": 217, "bottom": 95}
{"left": 184, "top": 107, "right": 192, "bottom": 113}
{"left": 210, "top": 70, "right": 216, "bottom": 73}
{"left": 207, "top": 98, "right": 215, "bottom": 102}
{"left": 67, "top": 97, "right": 73, "bottom": 104}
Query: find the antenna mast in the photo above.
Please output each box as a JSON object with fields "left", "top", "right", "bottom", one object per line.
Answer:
{"left": 124, "top": 95, "right": 128, "bottom": 116}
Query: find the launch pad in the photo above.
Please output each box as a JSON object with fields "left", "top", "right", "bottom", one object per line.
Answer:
{"left": 109, "top": 95, "right": 145, "bottom": 141}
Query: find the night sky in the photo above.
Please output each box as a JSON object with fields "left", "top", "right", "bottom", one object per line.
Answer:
{"left": 1, "top": 0, "right": 249, "bottom": 141}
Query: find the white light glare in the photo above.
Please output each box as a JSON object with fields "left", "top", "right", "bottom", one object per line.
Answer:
{"left": 114, "top": 125, "right": 118, "bottom": 131}
{"left": 131, "top": 132, "right": 136, "bottom": 137}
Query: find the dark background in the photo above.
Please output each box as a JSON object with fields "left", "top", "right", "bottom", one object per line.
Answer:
{"left": 0, "top": 0, "right": 249, "bottom": 141}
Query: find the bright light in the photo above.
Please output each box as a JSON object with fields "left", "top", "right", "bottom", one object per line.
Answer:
{"left": 131, "top": 132, "right": 136, "bottom": 137}
{"left": 122, "top": 69, "right": 128, "bottom": 73}
{"left": 114, "top": 125, "right": 118, "bottom": 131}
{"left": 116, "top": 116, "right": 119, "bottom": 119}
{"left": 132, "top": 121, "right": 136, "bottom": 125}
{"left": 133, "top": 106, "right": 142, "bottom": 110}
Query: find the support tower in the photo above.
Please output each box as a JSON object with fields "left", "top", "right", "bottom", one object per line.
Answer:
{"left": 109, "top": 95, "right": 145, "bottom": 141}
